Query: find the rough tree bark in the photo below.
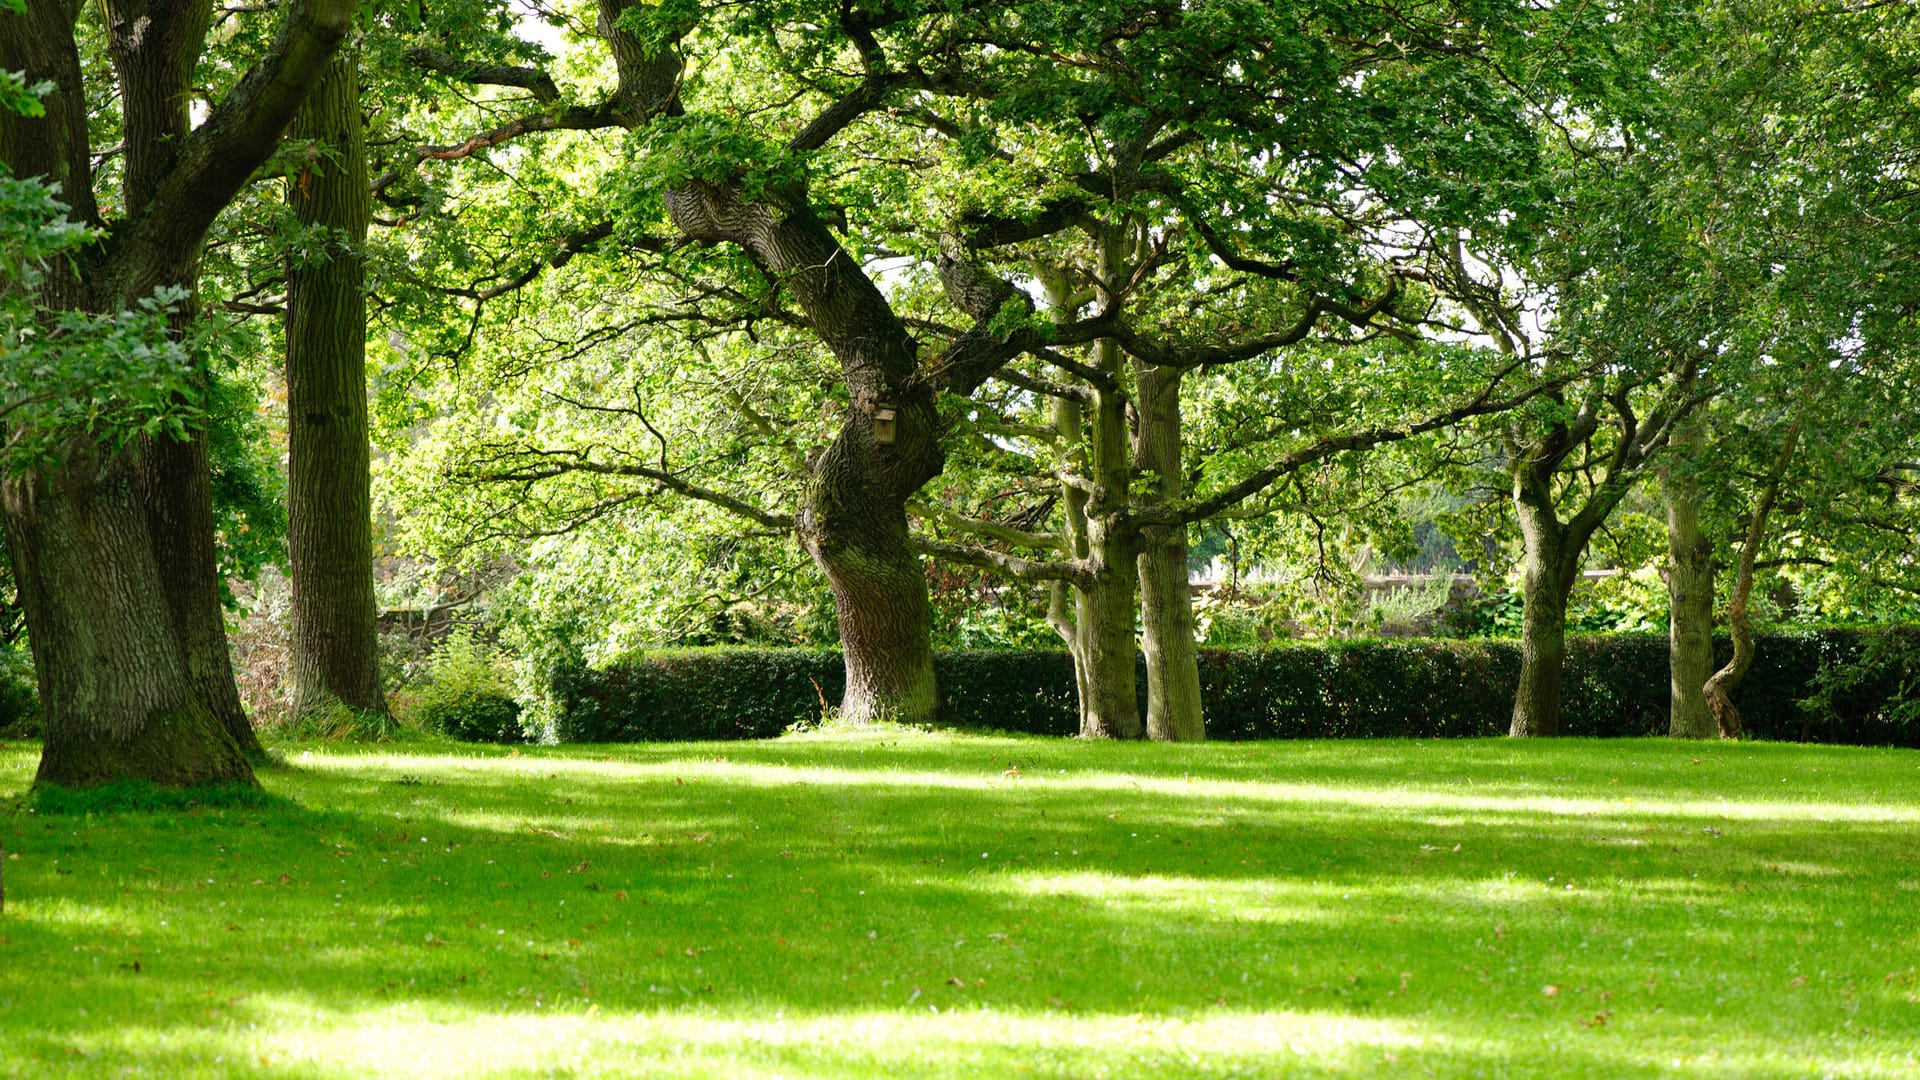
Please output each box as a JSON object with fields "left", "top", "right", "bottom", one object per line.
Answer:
{"left": 1664, "top": 419, "right": 1716, "bottom": 738}
{"left": 0, "top": 0, "right": 353, "bottom": 786}
{"left": 1132, "top": 361, "right": 1205, "bottom": 741}
{"left": 286, "top": 52, "right": 388, "bottom": 721}
{"left": 98, "top": 0, "right": 262, "bottom": 757}
{"left": 1510, "top": 498, "right": 1578, "bottom": 738}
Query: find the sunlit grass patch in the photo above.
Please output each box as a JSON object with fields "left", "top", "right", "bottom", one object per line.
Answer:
{"left": 1, "top": 733, "right": 1917, "bottom": 1077}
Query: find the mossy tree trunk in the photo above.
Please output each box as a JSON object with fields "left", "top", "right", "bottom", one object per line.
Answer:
{"left": 6, "top": 447, "right": 256, "bottom": 788}
{"left": 0, "top": 0, "right": 353, "bottom": 787}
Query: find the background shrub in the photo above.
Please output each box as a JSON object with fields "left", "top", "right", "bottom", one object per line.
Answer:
{"left": 0, "top": 642, "right": 39, "bottom": 739}
{"left": 408, "top": 633, "right": 527, "bottom": 744}
{"left": 549, "top": 629, "right": 1920, "bottom": 747}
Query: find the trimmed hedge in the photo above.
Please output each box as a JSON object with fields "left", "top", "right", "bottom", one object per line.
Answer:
{"left": 548, "top": 629, "right": 1920, "bottom": 747}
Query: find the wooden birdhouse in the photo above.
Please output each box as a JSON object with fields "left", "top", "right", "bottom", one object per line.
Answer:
{"left": 873, "top": 402, "right": 897, "bottom": 445}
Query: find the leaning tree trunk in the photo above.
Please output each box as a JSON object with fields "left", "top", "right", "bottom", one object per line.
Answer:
{"left": 1664, "top": 422, "right": 1716, "bottom": 738}
{"left": 5, "top": 447, "right": 255, "bottom": 788}
{"left": 1510, "top": 503, "right": 1576, "bottom": 738}
{"left": 286, "top": 53, "right": 387, "bottom": 722}
{"left": 668, "top": 185, "right": 944, "bottom": 724}
{"left": 1132, "top": 361, "right": 1205, "bottom": 741}
{"left": 1704, "top": 415, "right": 1804, "bottom": 739}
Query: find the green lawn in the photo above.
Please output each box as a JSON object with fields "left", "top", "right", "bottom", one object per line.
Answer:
{"left": 1, "top": 732, "right": 1916, "bottom": 1078}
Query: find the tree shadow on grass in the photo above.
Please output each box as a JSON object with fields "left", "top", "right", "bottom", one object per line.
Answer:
{"left": 1, "top": 740, "right": 1916, "bottom": 1077}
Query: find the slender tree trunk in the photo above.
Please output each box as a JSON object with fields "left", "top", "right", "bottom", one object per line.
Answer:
{"left": 1664, "top": 421, "right": 1716, "bottom": 738}
{"left": 1704, "top": 415, "right": 1804, "bottom": 739}
{"left": 1045, "top": 386, "right": 1095, "bottom": 733}
{"left": 1132, "top": 361, "right": 1204, "bottom": 740}
{"left": 5, "top": 447, "right": 255, "bottom": 788}
{"left": 286, "top": 53, "right": 386, "bottom": 721}
{"left": 1510, "top": 503, "right": 1574, "bottom": 738}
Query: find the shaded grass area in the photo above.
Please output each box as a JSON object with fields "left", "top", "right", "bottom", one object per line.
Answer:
{"left": 1, "top": 733, "right": 1917, "bottom": 1077}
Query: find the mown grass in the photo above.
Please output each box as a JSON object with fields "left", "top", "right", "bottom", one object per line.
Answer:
{"left": 1, "top": 731, "right": 1916, "bottom": 1078}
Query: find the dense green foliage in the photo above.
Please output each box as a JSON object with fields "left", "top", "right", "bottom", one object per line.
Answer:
{"left": 551, "top": 630, "right": 1920, "bottom": 747}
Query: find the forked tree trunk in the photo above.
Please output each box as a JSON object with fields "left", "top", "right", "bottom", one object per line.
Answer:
{"left": 5, "top": 447, "right": 255, "bottom": 788}
{"left": 2, "top": 0, "right": 350, "bottom": 788}
{"left": 1132, "top": 361, "right": 1205, "bottom": 741}
{"left": 1664, "top": 423, "right": 1716, "bottom": 738}
{"left": 286, "top": 53, "right": 387, "bottom": 721}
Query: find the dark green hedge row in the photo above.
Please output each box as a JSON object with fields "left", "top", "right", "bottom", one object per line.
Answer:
{"left": 548, "top": 629, "right": 1920, "bottom": 746}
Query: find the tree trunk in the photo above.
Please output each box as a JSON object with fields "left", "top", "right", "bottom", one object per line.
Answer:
{"left": 286, "top": 53, "right": 387, "bottom": 721}
{"left": 1132, "top": 362, "right": 1205, "bottom": 741}
{"left": 799, "top": 471, "right": 938, "bottom": 724}
{"left": 4, "top": 448, "right": 256, "bottom": 789}
{"left": 1077, "top": 546, "right": 1141, "bottom": 738}
{"left": 667, "top": 186, "right": 944, "bottom": 726}
{"left": 140, "top": 429, "right": 264, "bottom": 756}
{"left": 1044, "top": 386, "right": 1095, "bottom": 733}
{"left": 2, "top": 0, "right": 349, "bottom": 788}
{"left": 1664, "top": 423, "right": 1716, "bottom": 738}
{"left": 1704, "top": 414, "right": 1804, "bottom": 739}
{"left": 1510, "top": 504, "right": 1574, "bottom": 738}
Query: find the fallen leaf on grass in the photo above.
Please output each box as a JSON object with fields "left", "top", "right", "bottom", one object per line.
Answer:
{"left": 568, "top": 861, "right": 591, "bottom": 874}
{"left": 1542, "top": 985, "right": 1560, "bottom": 998}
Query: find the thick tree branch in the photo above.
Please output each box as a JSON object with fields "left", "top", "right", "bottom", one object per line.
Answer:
{"left": 911, "top": 536, "right": 1086, "bottom": 585}
{"left": 404, "top": 46, "right": 560, "bottom": 101}
{"left": 115, "top": 0, "right": 354, "bottom": 283}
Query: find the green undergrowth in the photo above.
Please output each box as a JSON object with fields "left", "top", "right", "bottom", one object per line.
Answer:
{"left": 0, "top": 733, "right": 1916, "bottom": 1078}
